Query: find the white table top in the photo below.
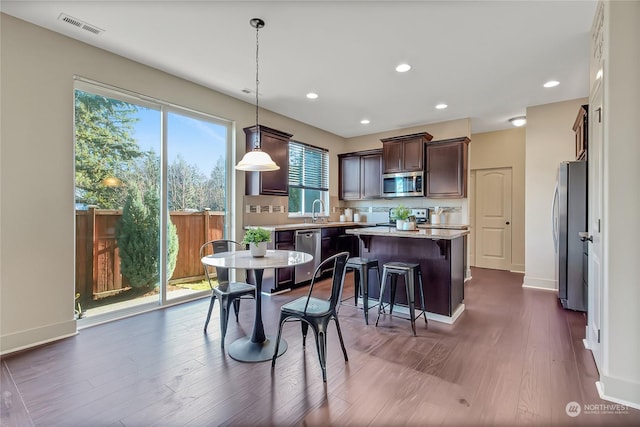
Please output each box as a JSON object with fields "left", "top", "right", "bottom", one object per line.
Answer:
{"left": 201, "top": 249, "right": 313, "bottom": 270}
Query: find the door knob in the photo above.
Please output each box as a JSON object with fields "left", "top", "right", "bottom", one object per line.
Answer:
{"left": 578, "top": 231, "right": 593, "bottom": 242}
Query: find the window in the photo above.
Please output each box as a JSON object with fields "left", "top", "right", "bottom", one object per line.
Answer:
{"left": 288, "top": 141, "right": 329, "bottom": 215}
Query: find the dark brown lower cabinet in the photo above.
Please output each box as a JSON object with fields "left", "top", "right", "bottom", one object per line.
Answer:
{"left": 320, "top": 227, "right": 360, "bottom": 274}
{"left": 252, "top": 226, "right": 363, "bottom": 293}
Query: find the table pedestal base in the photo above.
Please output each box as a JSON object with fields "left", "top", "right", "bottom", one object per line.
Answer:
{"left": 228, "top": 336, "right": 287, "bottom": 362}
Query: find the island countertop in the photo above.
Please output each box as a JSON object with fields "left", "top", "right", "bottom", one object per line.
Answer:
{"left": 245, "top": 222, "right": 376, "bottom": 232}
{"left": 346, "top": 226, "right": 469, "bottom": 240}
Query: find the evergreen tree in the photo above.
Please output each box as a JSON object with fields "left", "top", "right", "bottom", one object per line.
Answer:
{"left": 117, "top": 187, "right": 179, "bottom": 289}
{"left": 207, "top": 156, "right": 226, "bottom": 211}
{"left": 75, "top": 90, "right": 144, "bottom": 208}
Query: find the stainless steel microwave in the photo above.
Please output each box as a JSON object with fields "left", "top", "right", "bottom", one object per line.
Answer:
{"left": 382, "top": 171, "right": 424, "bottom": 197}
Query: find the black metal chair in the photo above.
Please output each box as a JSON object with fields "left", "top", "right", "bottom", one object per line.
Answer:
{"left": 200, "top": 240, "right": 255, "bottom": 348}
{"left": 271, "top": 251, "right": 350, "bottom": 382}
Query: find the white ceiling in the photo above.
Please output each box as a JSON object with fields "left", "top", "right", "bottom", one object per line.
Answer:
{"left": 1, "top": 0, "right": 597, "bottom": 138}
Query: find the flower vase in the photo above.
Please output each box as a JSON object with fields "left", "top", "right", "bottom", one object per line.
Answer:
{"left": 396, "top": 220, "right": 405, "bottom": 230}
{"left": 250, "top": 242, "right": 267, "bottom": 257}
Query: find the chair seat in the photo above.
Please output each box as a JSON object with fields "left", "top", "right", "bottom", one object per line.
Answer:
{"left": 281, "top": 296, "right": 330, "bottom": 316}
{"left": 214, "top": 281, "right": 255, "bottom": 296}
{"left": 346, "top": 257, "right": 377, "bottom": 267}
{"left": 383, "top": 261, "right": 419, "bottom": 271}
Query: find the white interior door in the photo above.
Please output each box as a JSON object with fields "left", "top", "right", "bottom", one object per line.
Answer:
{"left": 475, "top": 168, "right": 512, "bottom": 270}
{"left": 469, "top": 170, "right": 476, "bottom": 267}
{"left": 587, "top": 77, "right": 603, "bottom": 371}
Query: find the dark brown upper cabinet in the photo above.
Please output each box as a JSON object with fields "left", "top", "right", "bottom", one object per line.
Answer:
{"left": 381, "top": 132, "right": 433, "bottom": 173}
{"left": 243, "top": 125, "right": 292, "bottom": 196}
{"left": 425, "top": 137, "right": 470, "bottom": 198}
{"left": 338, "top": 149, "right": 383, "bottom": 200}
{"left": 574, "top": 104, "right": 588, "bottom": 161}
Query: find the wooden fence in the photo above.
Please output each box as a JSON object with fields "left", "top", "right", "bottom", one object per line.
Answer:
{"left": 76, "top": 208, "right": 225, "bottom": 300}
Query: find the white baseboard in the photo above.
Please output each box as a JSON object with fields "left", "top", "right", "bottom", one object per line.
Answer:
{"left": 596, "top": 380, "right": 640, "bottom": 411}
{"left": 1, "top": 320, "right": 77, "bottom": 356}
{"left": 366, "top": 300, "right": 464, "bottom": 325}
{"left": 522, "top": 275, "right": 557, "bottom": 290}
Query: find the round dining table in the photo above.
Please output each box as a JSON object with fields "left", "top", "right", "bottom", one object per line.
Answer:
{"left": 201, "top": 249, "right": 313, "bottom": 362}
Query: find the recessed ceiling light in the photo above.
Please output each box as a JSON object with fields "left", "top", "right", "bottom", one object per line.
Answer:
{"left": 509, "top": 116, "right": 526, "bottom": 127}
{"left": 360, "top": 119, "right": 370, "bottom": 125}
{"left": 306, "top": 92, "right": 318, "bottom": 99}
{"left": 543, "top": 80, "right": 560, "bottom": 88}
{"left": 395, "top": 63, "right": 411, "bottom": 73}
{"left": 435, "top": 103, "right": 448, "bottom": 110}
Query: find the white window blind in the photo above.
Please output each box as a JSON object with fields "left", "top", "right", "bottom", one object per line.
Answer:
{"left": 288, "top": 141, "right": 329, "bottom": 191}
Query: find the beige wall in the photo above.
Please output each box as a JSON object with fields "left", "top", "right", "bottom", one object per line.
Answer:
{"left": 342, "top": 118, "right": 471, "bottom": 154}
{"left": 469, "top": 128, "right": 526, "bottom": 271}
{"left": 0, "top": 14, "right": 343, "bottom": 353}
{"left": 523, "top": 98, "right": 588, "bottom": 290}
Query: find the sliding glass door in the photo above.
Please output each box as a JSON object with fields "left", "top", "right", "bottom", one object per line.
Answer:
{"left": 165, "top": 111, "right": 229, "bottom": 302}
{"left": 74, "top": 79, "right": 231, "bottom": 320}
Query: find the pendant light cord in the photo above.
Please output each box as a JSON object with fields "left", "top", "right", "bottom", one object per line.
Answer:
{"left": 254, "top": 21, "right": 260, "bottom": 149}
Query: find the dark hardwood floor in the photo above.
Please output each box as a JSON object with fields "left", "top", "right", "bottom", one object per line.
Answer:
{"left": 2, "top": 267, "right": 639, "bottom": 426}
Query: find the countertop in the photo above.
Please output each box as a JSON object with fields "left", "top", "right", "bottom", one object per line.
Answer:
{"left": 246, "top": 222, "right": 469, "bottom": 232}
{"left": 246, "top": 222, "right": 376, "bottom": 231}
{"left": 346, "top": 226, "right": 469, "bottom": 240}
{"left": 418, "top": 223, "right": 469, "bottom": 230}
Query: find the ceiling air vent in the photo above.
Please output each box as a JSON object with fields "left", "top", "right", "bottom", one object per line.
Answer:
{"left": 58, "top": 13, "right": 104, "bottom": 35}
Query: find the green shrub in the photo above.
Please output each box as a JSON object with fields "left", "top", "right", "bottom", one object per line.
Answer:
{"left": 117, "top": 187, "right": 179, "bottom": 289}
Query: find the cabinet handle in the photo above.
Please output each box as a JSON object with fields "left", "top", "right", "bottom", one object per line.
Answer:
{"left": 506, "top": 221, "right": 510, "bottom": 225}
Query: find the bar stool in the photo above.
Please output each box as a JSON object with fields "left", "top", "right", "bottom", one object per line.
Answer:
{"left": 376, "top": 262, "right": 427, "bottom": 335}
{"left": 344, "top": 257, "right": 381, "bottom": 324}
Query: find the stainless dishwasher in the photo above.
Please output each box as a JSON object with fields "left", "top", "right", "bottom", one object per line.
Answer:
{"left": 295, "top": 229, "right": 321, "bottom": 284}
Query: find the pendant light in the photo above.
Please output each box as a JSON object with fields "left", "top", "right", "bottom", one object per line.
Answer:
{"left": 235, "top": 18, "right": 280, "bottom": 171}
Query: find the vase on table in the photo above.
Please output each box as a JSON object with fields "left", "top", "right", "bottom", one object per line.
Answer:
{"left": 396, "top": 220, "right": 405, "bottom": 230}
{"left": 249, "top": 242, "right": 267, "bottom": 257}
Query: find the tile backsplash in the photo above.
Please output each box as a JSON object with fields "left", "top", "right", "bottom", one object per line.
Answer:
{"left": 243, "top": 194, "right": 467, "bottom": 226}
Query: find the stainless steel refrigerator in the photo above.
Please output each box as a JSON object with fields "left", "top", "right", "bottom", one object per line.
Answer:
{"left": 552, "top": 161, "right": 587, "bottom": 311}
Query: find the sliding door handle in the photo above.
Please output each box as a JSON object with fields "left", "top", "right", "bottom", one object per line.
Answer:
{"left": 579, "top": 231, "right": 593, "bottom": 242}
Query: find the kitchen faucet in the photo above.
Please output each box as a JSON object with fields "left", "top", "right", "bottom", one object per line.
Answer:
{"left": 311, "top": 199, "right": 325, "bottom": 223}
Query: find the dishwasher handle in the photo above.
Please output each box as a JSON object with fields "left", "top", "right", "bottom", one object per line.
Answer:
{"left": 295, "top": 229, "right": 320, "bottom": 237}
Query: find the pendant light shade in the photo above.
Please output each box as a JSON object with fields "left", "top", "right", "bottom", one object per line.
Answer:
{"left": 236, "top": 148, "right": 280, "bottom": 171}
{"left": 235, "top": 18, "right": 279, "bottom": 172}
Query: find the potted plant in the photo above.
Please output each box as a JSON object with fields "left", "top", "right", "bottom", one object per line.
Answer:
{"left": 242, "top": 227, "right": 272, "bottom": 257}
{"left": 394, "top": 205, "right": 411, "bottom": 230}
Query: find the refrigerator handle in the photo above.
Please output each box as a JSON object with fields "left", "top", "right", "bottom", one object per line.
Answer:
{"left": 551, "top": 182, "right": 559, "bottom": 251}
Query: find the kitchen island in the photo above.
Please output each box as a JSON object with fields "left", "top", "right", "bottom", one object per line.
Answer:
{"left": 346, "top": 226, "right": 469, "bottom": 323}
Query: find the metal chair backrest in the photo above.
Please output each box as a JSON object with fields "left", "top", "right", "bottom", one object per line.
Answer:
{"left": 304, "top": 251, "right": 350, "bottom": 314}
{"left": 199, "top": 240, "right": 242, "bottom": 289}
